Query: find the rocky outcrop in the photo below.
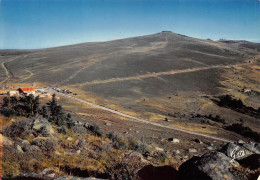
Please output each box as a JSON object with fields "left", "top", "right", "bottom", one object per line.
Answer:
{"left": 221, "top": 142, "right": 253, "bottom": 160}
{"left": 1, "top": 134, "right": 14, "bottom": 146}
{"left": 242, "top": 142, "right": 260, "bottom": 154}
{"left": 55, "top": 176, "right": 106, "bottom": 180}
{"left": 32, "top": 118, "right": 55, "bottom": 137}
{"left": 138, "top": 165, "right": 178, "bottom": 180}
{"left": 31, "top": 137, "right": 57, "bottom": 153}
{"left": 178, "top": 152, "right": 240, "bottom": 180}
{"left": 176, "top": 141, "right": 260, "bottom": 180}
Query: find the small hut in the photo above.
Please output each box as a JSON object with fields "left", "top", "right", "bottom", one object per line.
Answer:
{"left": 18, "top": 87, "right": 35, "bottom": 95}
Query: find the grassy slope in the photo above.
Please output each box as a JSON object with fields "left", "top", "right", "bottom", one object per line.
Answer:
{"left": 0, "top": 31, "right": 259, "bottom": 135}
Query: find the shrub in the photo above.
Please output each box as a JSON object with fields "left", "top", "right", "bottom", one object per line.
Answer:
{"left": 57, "top": 125, "right": 67, "bottom": 134}
{"left": 0, "top": 108, "right": 17, "bottom": 117}
{"left": 72, "top": 124, "right": 88, "bottom": 134}
{"left": 137, "top": 143, "right": 150, "bottom": 157}
{"left": 157, "top": 151, "right": 167, "bottom": 163}
{"left": 3, "top": 119, "right": 32, "bottom": 137}
{"left": 225, "top": 123, "right": 260, "bottom": 142}
{"left": 127, "top": 137, "right": 139, "bottom": 151}
{"left": 2, "top": 96, "right": 10, "bottom": 107}
{"left": 207, "top": 114, "right": 226, "bottom": 124}
{"left": 216, "top": 95, "right": 260, "bottom": 118}
{"left": 218, "top": 95, "right": 244, "bottom": 109}
{"left": 87, "top": 124, "right": 102, "bottom": 137}
{"left": 66, "top": 113, "right": 75, "bottom": 128}
{"left": 31, "top": 138, "right": 56, "bottom": 154}
{"left": 107, "top": 132, "right": 127, "bottom": 150}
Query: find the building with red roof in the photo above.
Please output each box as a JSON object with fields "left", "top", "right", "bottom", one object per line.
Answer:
{"left": 18, "top": 87, "right": 35, "bottom": 95}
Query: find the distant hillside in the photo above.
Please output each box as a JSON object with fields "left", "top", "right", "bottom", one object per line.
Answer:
{"left": 1, "top": 31, "right": 260, "bottom": 148}
{"left": 1, "top": 32, "right": 258, "bottom": 86}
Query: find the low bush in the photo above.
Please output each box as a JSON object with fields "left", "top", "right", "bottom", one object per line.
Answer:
{"left": 127, "top": 137, "right": 139, "bottom": 151}
{"left": 31, "top": 138, "right": 56, "bottom": 154}
{"left": 3, "top": 119, "right": 32, "bottom": 137}
{"left": 72, "top": 124, "right": 88, "bottom": 134}
{"left": 194, "top": 113, "right": 226, "bottom": 124}
{"left": 156, "top": 151, "right": 167, "bottom": 163}
{"left": 216, "top": 95, "right": 260, "bottom": 118}
{"left": 107, "top": 132, "right": 127, "bottom": 150}
{"left": 206, "top": 114, "right": 226, "bottom": 124}
{"left": 87, "top": 124, "right": 102, "bottom": 137}
{"left": 0, "top": 108, "right": 17, "bottom": 117}
{"left": 137, "top": 143, "right": 150, "bottom": 157}
{"left": 218, "top": 95, "right": 244, "bottom": 109}
{"left": 225, "top": 123, "right": 260, "bottom": 142}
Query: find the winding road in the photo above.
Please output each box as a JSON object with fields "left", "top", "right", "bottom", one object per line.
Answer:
{"left": 44, "top": 88, "right": 231, "bottom": 143}
{"left": 0, "top": 58, "right": 16, "bottom": 85}
{"left": 0, "top": 55, "right": 28, "bottom": 85}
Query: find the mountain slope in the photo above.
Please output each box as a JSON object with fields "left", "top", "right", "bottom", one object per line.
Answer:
{"left": 0, "top": 31, "right": 259, "bottom": 136}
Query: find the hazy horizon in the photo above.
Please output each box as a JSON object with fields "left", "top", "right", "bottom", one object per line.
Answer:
{"left": 1, "top": 0, "right": 260, "bottom": 49}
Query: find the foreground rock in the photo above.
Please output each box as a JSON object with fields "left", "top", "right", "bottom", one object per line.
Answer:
{"left": 178, "top": 152, "right": 240, "bottom": 180}
{"left": 188, "top": 148, "right": 197, "bottom": 153}
{"left": 221, "top": 142, "right": 252, "bottom": 160}
{"left": 1, "top": 134, "right": 14, "bottom": 146}
{"left": 243, "top": 142, "right": 260, "bottom": 154}
{"left": 237, "top": 154, "right": 260, "bottom": 170}
{"left": 138, "top": 165, "right": 178, "bottom": 180}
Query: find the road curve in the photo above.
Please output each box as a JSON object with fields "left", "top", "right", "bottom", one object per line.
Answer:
{"left": 0, "top": 56, "right": 26, "bottom": 85}
{"left": 46, "top": 88, "right": 231, "bottom": 143}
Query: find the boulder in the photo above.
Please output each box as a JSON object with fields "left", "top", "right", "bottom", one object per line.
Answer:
{"left": 129, "top": 151, "right": 149, "bottom": 164}
{"left": 173, "top": 149, "right": 180, "bottom": 155}
{"left": 242, "top": 142, "right": 260, "bottom": 154}
{"left": 67, "top": 137, "right": 73, "bottom": 141}
{"left": 47, "top": 173, "right": 56, "bottom": 178}
{"left": 74, "top": 120, "right": 83, "bottom": 125}
{"left": 130, "top": 151, "right": 143, "bottom": 159}
{"left": 32, "top": 137, "right": 57, "bottom": 152}
{"left": 13, "top": 173, "right": 44, "bottom": 180}
{"left": 194, "top": 139, "right": 202, "bottom": 144}
{"left": 221, "top": 142, "right": 252, "bottom": 160}
{"left": 22, "top": 140, "right": 30, "bottom": 145}
{"left": 178, "top": 152, "right": 240, "bottom": 180}
{"left": 22, "top": 144, "right": 40, "bottom": 152}
{"left": 83, "top": 122, "right": 92, "bottom": 129}
{"left": 40, "top": 167, "right": 60, "bottom": 179}
{"left": 32, "top": 118, "right": 54, "bottom": 137}
{"left": 207, "top": 146, "right": 213, "bottom": 151}
{"left": 17, "top": 145, "right": 24, "bottom": 153}
{"left": 1, "top": 134, "right": 14, "bottom": 146}
{"left": 189, "top": 148, "right": 197, "bottom": 153}
{"left": 138, "top": 165, "right": 178, "bottom": 180}
{"left": 72, "top": 124, "right": 88, "bottom": 134}
{"left": 168, "top": 138, "right": 180, "bottom": 143}
{"left": 155, "top": 147, "right": 164, "bottom": 152}
{"left": 54, "top": 151, "right": 61, "bottom": 156}
{"left": 237, "top": 139, "right": 245, "bottom": 144}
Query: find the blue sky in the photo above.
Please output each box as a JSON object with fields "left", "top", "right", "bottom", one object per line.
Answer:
{"left": 0, "top": 0, "right": 260, "bottom": 49}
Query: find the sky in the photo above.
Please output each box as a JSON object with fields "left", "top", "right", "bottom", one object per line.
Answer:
{"left": 0, "top": 0, "right": 260, "bottom": 49}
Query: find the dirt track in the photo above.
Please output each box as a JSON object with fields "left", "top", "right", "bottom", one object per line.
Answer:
{"left": 74, "top": 63, "right": 245, "bottom": 87}
{"left": 44, "top": 88, "right": 231, "bottom": 143}
{"left": 0, "top": 57, "right": 18, "bottom": 85}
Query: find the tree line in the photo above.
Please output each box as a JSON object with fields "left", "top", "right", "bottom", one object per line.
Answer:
{"left": 1, "top": 94, "right": 74, "bottom": 134}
